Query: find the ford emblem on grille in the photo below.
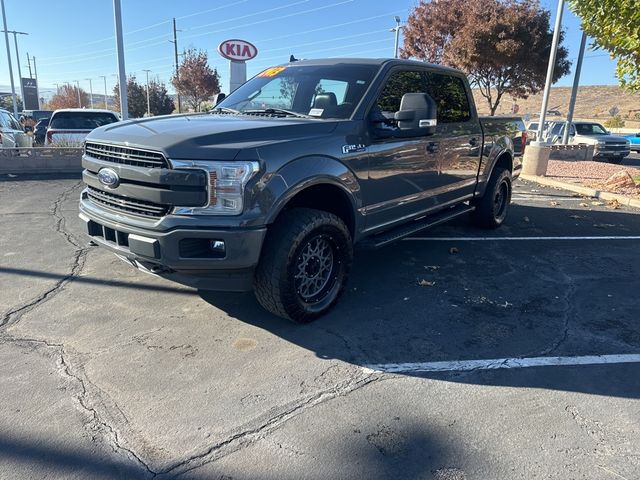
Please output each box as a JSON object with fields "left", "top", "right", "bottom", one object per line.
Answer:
{"left": 98, "top": 168, "right": 120, "bottom": 188}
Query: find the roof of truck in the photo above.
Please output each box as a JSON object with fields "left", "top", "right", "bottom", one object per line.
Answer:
{"left": 279, "top": 57, "right": 464, "bottom": 75}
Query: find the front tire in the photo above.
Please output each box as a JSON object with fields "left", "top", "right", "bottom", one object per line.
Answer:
{"left": 472, "top": 167, "right": 512, "bottom": 229}
{"left": 254, "top": 208, "right": 353, "bottom": 323}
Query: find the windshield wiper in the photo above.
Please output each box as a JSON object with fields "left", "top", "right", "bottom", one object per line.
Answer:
{"left": 242, "top": 108, "right": 312, "bottom": 119}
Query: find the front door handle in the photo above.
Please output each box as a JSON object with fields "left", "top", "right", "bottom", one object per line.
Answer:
{"left": 426, "top": 142, "right": 439, "bottom": 154}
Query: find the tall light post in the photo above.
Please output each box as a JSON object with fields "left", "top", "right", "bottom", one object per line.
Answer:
{"left": 74, "top": 80, "right": 81, "bottom": 107}
{"left": 142, "top": 69, "right": 151, "bottom": 116}
{"left": 32, "top": 55, "right": 40, "bottom": 107}
{"left": 99, "top": 75, "right": 108, "bottom": 109}
{"left": 0, "top": 0, "right": 18, "bottom": 115}
{"left": 85, "top": 77, "right": 94, "bottom": 108}
{"left": 390, "top": 16, "right": 404, "bottom": 59}
{"left": 535, "top": 0, "right": 565, "bottom": 143}
{"left": 562, "top": 31, "right": 587, "bottom": 145}
{"left": 54, "top": 83, "right": 60, "bottom": 94}
{"left": 113, "top": 0, "right": 128, "bottom": 119}
{"left": 1, "top": 30, "right": 28, "bottom": 106}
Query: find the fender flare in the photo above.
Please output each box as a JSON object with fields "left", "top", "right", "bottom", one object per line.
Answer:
{"left": 262, "top": 156, "right": 362, "bottom": 226}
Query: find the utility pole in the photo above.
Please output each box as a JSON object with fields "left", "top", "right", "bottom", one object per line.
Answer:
{"left": 535, "top": 0, "right": 565, "bottom": 143}
{"left": 170, "top": 17, "right": 182, "bottom": 113}
{"left": 54, "top": 83, "right": 60, "bottom": 93}
{"left": 562, "top": 31, "right": 587, "bottom": 145}
{"left": 99, "top": 75, "right": 108, "bottom": 109}
{"left": 2, "top": 30, "right": 28, "bottom": 106}
{"left": 113, "top": 0, "right": 128, "bottom": 119}
{"left": 390, "top": 16, "right": 403, "bottom": 59}
{"left": 142, "top": 69, "right": 151, "bottom": 116}
{"left": 85, "top": 78, "right": 94, "bottom": 108}
{"left": 26, "top": 51, "right": 32, "bottom": 77}
{"left": 75, "top": 80, "right": 81, "bottom": 107}
{"left": 1, "top": 0, "right": 18, "bottom": 115}
{"left": 32, "top": 55, "right": 39, "bottom": 108}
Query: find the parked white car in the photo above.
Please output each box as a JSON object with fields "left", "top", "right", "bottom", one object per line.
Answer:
{"left": 546, "top": 121, "right": 631, "bottom": 164}
{"left": 0, "top": 108, "right": 28, "bottom": 148}
{"left": 45, "top": 109, "right": 120, "bottom": 146}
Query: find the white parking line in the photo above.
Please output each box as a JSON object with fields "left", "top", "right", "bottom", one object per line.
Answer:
{"left": 404, "top": 236, "right": 640, "bottom": 241}
{"left": 364, "top": 354, "right": 640, "bottom": 374}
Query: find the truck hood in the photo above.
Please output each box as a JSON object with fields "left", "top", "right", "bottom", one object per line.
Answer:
{"left": 86, "top": 113, "right": 339, "bottom": 161}
{"left": 574, "top": 134, "right": 630, "bottom": 144}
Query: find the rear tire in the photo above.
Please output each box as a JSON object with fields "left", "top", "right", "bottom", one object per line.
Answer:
{"left": 254, "top": 208, "right": 353, "bottom": 323}
{"left": 472, "top": 167, "right": 512, "bottom": 229}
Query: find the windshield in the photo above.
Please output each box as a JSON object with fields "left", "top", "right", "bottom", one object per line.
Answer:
{"left": 50, "top": 112, "right": 118, "bottom": 129}
{"left": 216, "top": 63, "right": 379, "bottom": 119}
{"left": 575, "top": 123, "right": 608, "bottom": 135}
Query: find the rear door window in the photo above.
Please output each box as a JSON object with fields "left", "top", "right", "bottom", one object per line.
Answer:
{"left": 50, "top": 112, "right": 118, "bottom": 129}
{"left": 425, "top": 73, "right": 471, "bottom": 123}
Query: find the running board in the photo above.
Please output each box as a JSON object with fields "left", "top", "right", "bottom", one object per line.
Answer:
{"left": 359, "top": 204, "right": 475, "bottom": 249}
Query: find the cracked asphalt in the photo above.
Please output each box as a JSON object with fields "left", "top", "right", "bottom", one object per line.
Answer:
{"left": 1, "top": 171, "right": 639, "bottom": 479}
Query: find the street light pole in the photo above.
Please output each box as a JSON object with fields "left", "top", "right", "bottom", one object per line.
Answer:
{"left": 75, "top": 80, "right": 81, "bottom": 107}
{"left": 535, "top": 0, "right": 565, "bottom": 144}
{"left": 32, "top": 55, "right": 40, "bottom": 108}
{"left": 2, "top": 30, "right": 28, "bottom": 106}
{"left": 113, "top": 0, "right": 128, "bottom": 119}
{"left": 0, "top": 0, "right": 18, "bottom": 115}
{"left": 390, "top": 16, "right": 403, "bottom": 59}
{"left": 142, "top": 69, "right": 151, "bottom": 116}
{"left": 99, "top": 75, "right": 108, "bottom": 109}
{"left": 85, "top": 78, "right": 94, "bottom": 108}
{"left": 562, "top": 31, "right": 587, "bottom": 145}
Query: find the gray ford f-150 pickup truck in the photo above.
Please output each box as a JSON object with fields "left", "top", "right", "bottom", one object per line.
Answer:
{"left": 79, "top": 58, "right": 523, "bottom": 322}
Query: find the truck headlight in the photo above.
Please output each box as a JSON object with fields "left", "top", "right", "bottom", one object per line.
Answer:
{"left": 171, "top": 160, "right": 260, "bottom": 215}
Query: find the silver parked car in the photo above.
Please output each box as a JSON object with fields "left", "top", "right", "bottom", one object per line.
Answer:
{"left": 0, "top": 108, "right": 28, "bottom": 148}
{"left": 546, "top": 121, "right": 631, "bottom": 164}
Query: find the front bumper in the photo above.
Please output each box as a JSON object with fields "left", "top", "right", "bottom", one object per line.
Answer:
{"left": 79, "top": 201, "right": 266, "bottom": 292}
{"left": 594, "top": 147, "right": 630, "bottom": 159}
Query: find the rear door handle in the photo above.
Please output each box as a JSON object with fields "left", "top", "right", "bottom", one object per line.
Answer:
{"left": 426, "top": 142, "right": 439, "bottom": 154}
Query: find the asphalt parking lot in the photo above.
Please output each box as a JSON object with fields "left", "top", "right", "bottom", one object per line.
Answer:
{"left": 1, "top": 165, "right": 640, "bottom": 479}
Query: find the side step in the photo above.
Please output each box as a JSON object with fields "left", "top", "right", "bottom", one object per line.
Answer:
{"left": 359, "top": 204, "right": 475, "bottom": 249}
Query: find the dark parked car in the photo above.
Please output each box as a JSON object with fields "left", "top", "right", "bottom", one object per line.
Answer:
{"left": 79, "top": 58, "right": 524, "bottom": 322}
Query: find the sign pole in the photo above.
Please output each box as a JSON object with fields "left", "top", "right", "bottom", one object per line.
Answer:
{"left": 1, "top": 0, "right": 18, "bottom": 115}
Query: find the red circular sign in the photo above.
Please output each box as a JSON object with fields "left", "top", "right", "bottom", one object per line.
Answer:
{"left": 217, "top": 39, "right": 258, "bottom": 62}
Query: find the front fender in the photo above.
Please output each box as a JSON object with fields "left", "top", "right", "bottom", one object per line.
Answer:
{"left": 255, "top": 155, "right": 362, "bottom": 225}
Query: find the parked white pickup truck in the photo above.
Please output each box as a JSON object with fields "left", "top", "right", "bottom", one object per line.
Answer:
{"left": 546, "top": 121, "right": 631, "bottom": 164}
{"left": 45, "top": 109, "right": 120, "bottom": 146}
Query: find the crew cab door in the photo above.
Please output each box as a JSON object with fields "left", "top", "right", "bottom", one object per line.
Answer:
{"left": 362, "top": 68, "right": 481, "bottom": 231}
{"left": 423, "top": 71, "right": 482, "bottom": 204}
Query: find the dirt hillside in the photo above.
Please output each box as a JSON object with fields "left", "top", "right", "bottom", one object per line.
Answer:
{"left": 472, "top": 85, "right": 640, "bottom": 128}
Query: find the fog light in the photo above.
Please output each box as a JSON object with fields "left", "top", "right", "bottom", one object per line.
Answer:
{"left": 210, "top": 240, "right": 226, "bottom": 254}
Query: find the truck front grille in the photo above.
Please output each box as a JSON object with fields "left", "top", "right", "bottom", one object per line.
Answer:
{"left": 85, "top": 142, "right": 168, "bottom": 168}
{"left": 86, "top": 186, "right": 170, "bottom": 218}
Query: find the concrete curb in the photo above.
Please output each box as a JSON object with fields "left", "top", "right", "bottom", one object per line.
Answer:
{"left": 520, "top": 174, "right": 640, "bottom": 209}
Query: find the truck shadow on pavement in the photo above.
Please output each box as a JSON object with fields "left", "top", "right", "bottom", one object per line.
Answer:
{"left": 201, "top": 203, "right": 640, "bottom": 400}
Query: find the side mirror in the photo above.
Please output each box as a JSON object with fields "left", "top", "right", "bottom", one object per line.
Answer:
{"left": 394, "top": 93, "right": 437, "bottom": 137}
{"left": 213, "top": 93, "right": 226, "bottom": 106}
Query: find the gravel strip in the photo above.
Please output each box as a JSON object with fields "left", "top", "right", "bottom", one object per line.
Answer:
{"left": 545, "top": 159, "right": 640, "bottom": 198}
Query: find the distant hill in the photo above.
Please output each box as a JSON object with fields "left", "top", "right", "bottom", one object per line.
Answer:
{"left": 472, "top": 85, "right": 640, "bottom": 128}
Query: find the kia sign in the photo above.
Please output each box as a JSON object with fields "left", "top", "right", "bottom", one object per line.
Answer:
{"left": 218, "top": 39, "right": 258, "bottom": 62}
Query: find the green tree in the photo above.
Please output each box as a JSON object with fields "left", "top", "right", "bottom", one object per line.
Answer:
{"left": 568, "top": 0, "right": 639, "bottom": 91}
{"left": 148, "top": 80, "right": 175, "bottom": 115}
{"left": 0, "top": 95, "right": 23, "bottom": 112}
{"left": 171, "top": 48, "right": 221, "bottom": 112}
{"left": 402, "top": 0, "right": 571, "bottom": 115}
{"left": 113, "top": 76, "right": 147, "bottom": 118}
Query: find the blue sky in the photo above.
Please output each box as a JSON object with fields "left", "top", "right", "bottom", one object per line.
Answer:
{"left": 0, "top": 0, "right": 619, "bottom": 97}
